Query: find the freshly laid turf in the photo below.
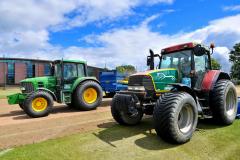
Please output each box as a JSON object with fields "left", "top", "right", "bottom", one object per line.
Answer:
{"left": 0, "top": 87, "right": 19, "bottom": 99}
{"left": 1, "top": 118, "right": 240, "bottom": 160}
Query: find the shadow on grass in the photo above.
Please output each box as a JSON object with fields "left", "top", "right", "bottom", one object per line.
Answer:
{"left": 94, "top": 117, "right": 229, "bottom": 150}
{"left": 93, "top": 118, "right": 177, "bottom": 150}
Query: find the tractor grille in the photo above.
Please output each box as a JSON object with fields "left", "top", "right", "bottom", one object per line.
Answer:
{"left": 21, "top": 82, "right": 34, "bottom": 94}
{"left": 128, "top": 75, "right": 154, "bottom": 91}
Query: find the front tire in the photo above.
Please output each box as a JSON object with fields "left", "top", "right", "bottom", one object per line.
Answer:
{"left": 210, "top": 80, "right": 237, "bottom": 125}
{"left": 73, "top": 81, "right": 103, "bottom": 111}
{"left": 153, "top": 92, "right": 198, "bottom": 144}
{"left": 23, "top": 91, "right": 53, "bottom": 118}
{"left": 111, "top": 94, "right": 143, "bottom": 126}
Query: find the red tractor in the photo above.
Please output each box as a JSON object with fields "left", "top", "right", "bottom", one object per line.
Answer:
{"left": 111, "top": 42, "right": 238, "bottom": 144}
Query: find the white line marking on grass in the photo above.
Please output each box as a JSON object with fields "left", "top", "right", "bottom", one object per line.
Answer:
{"left": 0, "top": 148, "right": 13, "bottom": 157}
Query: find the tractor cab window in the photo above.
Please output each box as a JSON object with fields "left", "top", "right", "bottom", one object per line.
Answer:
{"left": 63, "top": 63, "right": 78, "bottom": 80}
{"left": 160, "top": 50, "right": 192, "bottom": 77}
{"left": 78, "top": 64, "right": 86, "bottom": 77}
{"left": 194, "top": 54, "right": 209, "bottom": 73}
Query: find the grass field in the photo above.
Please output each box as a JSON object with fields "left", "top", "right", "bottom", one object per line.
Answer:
{"left": 0, "top": 119, "right": 240, "bottom": 160}
{"left": 0, "top": 86, "right": 240, "bottom": 160}
{"left": 0, "top": 87, "right": 19, "bottom": 99}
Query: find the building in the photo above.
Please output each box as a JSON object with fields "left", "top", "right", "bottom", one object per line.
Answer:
{"left": 0, "top": 58, "right": 105, "bottom": 86}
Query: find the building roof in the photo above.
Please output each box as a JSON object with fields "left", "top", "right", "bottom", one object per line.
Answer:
{"left": 0, "top": 57, "right": 52, "bottom": 63}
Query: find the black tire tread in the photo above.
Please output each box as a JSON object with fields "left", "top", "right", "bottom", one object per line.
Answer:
{"left": 210, "top": 80, "right": 237, "bottom": 124}
{"left": 111, "top": 94, "right": 143, "bottom": 126}
{"left": 153, "top": 92, "right": 198, "bottom": 144}
{"left": 23, "top": 91, "right": 53, "bottom": 118}
{"left": 73, "top": 80, "right": 103, "bottom": 111}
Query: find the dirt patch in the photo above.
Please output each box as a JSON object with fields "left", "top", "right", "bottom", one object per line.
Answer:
{"left": 0, "top": 99, "right": 113, "bottom": 149}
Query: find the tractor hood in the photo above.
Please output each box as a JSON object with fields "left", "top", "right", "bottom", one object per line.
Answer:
{"left": 20, "top": 76, "right": 56, "bottom": 91}
{"left": 128, "top": 68, "right": 178, "bottom": 92}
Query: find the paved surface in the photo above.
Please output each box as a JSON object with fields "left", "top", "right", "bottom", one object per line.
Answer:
{"left": 0, "top": 98, "right": 113, "bottom": 149}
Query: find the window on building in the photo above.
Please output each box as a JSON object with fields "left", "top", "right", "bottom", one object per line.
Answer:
{"left": 26, "top": 63, "right": 34, "bottom": 78}
{"left": 7, "top": 62, "right": 15, "bottom": 84}
{"left": 44, "top": 64, "right": 51, "bottom": 76}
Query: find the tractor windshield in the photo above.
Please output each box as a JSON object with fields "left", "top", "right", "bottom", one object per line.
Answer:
{"left": 160, "top": 50, "right": 192, "bottom": 77}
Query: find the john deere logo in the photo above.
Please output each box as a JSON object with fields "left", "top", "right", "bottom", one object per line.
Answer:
{"left": 157, "top": 73, "right": 176, "bottom": 81}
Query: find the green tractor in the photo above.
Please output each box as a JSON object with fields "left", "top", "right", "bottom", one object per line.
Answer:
{"left": 111, "top": 42, "right": 238, "bottom": 144}
{"left": 7, "top": 60, "right": 103, "bottom": 118}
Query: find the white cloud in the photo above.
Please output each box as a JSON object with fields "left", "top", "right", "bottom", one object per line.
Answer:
{"left": 0, "top": 0, "right": 173, "bottom": 57}
{"left": 0, "top": 0, "right": 239, "bottom": 73}
{"left": 64, "top": 14, "right": 240, "bottom": 72}
{"left": 223, "top": 5, "right": 240, "bottom": 11}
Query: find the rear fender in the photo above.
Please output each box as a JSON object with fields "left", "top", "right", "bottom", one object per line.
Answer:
{"left": 201, "top": 70, "right": 230, "bottom": 91}
{"left": 71, "top": 77, "right": 100, "bottom": 93}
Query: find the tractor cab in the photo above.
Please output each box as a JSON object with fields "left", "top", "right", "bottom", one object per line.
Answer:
{"left": 147, "top": 43, "right": 212, "bottom": 89}
{"left": 53, "top": 60, "right": 88, "bottom": 103}
{"left": 53, "top": 60, "right": 87, "bottom": 88}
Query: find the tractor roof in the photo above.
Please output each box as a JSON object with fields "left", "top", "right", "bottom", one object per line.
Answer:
{"left": 161, "top": 42, "right": 209, "bottom": 54}
{"left": 54, "top": 59, "right": 87, "bottom": 64}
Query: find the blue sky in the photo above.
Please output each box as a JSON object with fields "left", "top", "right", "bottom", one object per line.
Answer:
{"left": 0, "top": 0, "right": 240, "bottom": 72}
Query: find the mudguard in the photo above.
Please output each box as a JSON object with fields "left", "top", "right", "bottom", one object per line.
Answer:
{"left": 71, "top": 77, "right": 100, "bottom": 92}
{"left": 169, "top": 83, "right": 197, "bottom": 102}
{"left": 201, "top": 70, "right": 230, "bottom": 91}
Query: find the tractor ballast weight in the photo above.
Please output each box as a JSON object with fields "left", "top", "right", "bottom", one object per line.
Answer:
{"left": 7, "top": 60, "right": 103, "bottom": 118}
{"left": 111, "top": 42, "right": 238, "bottom": 144}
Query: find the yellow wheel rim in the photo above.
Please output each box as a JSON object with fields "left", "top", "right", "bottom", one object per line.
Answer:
{"left": 32, "top": 97, "right": 48, "bottom": 112}
{"left": 83, "top": 88, "right": 98, "bottom": 104}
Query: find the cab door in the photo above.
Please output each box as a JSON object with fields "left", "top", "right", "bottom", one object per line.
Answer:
{"left": 193, "top": 54, "right": 210, "bottom": 90}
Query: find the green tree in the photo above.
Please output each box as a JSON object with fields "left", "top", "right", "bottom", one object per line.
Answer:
{"left": 211, "top": 58, "right": 221, "bottom": 70}
{"left": 116, "top": 65, "right": 136, "bottom": 74}
{"left": 229, "top": 43, "right": 240, "bottom": 79}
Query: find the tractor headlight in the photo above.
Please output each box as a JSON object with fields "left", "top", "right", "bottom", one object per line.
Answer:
{"left": 20, "top": 87, "right": 26, "bottom": 91}
{"left": 128, "top": 86, "right": 145, "bottom": 91}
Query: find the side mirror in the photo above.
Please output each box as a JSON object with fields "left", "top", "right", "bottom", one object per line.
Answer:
{"left": 193, "top": 44, "right": 206, "bottom": 56}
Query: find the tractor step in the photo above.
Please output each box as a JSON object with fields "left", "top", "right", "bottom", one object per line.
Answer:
{"left": 63, "top": 91, "right": 71, "bottom": 103}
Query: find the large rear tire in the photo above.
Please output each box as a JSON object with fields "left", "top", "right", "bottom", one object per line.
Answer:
{"left": 210, "top": 80, "right": 237, "bottom": 125}
{"left": 111, "top": 94, "right": 143, "bottom": 125}
{"left": 153, "top": 92, "right": 198, "bottom": 144}
{"left": 73, "top": 81, "right": 103, "bottom": 111}
{"left": 23, "top": 91, "right": 53, "bottom": 118}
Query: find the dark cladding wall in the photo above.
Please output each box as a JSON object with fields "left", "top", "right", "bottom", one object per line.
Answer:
{"left": 35, "top": 63, "right": 45, "bottom": 77}
{"left": 0, "top": 58, "right": 105, "bottom": 86}
{"left": 15, "top": 63, "right": 27, "bottom": 84}
{"left": 88, "top": 66, "right": 106, "bottom": 80}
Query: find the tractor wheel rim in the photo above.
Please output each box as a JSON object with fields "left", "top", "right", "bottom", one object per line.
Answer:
{"left": 178, "top": 104, "right": 194, "bottom": 134}
{"left": 83, "top": 88, "right": 98, "bottom": 104}
{"left": 32, "top": 97, "right": 48, "bottom": 112}
{"left": 226, "top": 89, "right": 236, "bottom": 116}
